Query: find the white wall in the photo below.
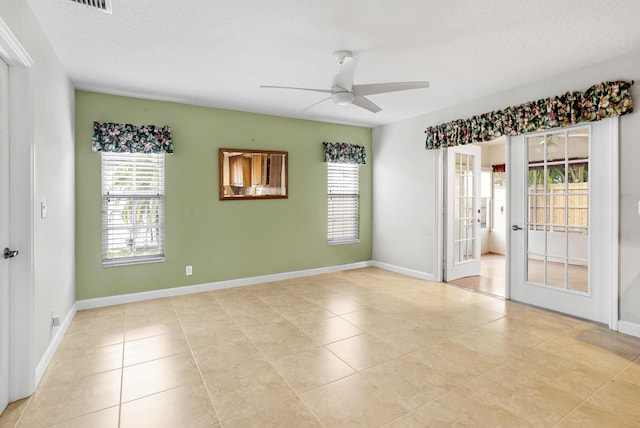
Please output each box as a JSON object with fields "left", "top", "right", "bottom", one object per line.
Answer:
{"left": 373, "top": 51, "right": 640, "bottom": 326}
{"left": 482, "top": 142, "right": 507, "bottom": 255}
{"left": 619, "top": 87, "right": 640, "bottom": 325}
{"left": 0, "top": 0, "right": 75, "bottom": 390}
{"left": 372, "top": 115, "right": 438, "bottom": 276}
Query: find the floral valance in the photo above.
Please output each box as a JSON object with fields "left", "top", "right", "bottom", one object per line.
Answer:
{"left": 92, "top": 121, "right": 174, "bottom": 154}
{"left": 425, "top": 80, "right": 634, "bottom": 150}
{"left": 323, "top": 142, "right": 366, "bottom": 164}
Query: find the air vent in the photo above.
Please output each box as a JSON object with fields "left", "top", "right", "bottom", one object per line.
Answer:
{"left": 68, "top": 0, "right": 112, "bottom": 14}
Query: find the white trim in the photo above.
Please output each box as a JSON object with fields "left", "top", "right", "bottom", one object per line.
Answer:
{"left": 618, "top": 320, "right": 640, "bottom": 339}
{"left": 371, "top": 261, "right": 435, "bottom": 282}
{"left": 609, "top": 118, "right": 619, "bottom": 330}
{"left": 0, "top": 57, "right": 8, "bottom": 415}
{"left": 0, "top": 16, "right": 36, "bottom": 401}
{"left": 504, "top": 138, "right": 512, "bottom": 300}
{"left": 0, "top": 17, "right": 33, "bottom": 67}
{"left": 433, "top": 149, "right": 444, "bottom": 282}
{"left": 35, "top": 304, "right": 77, "bottom": 385}
{"left": 77, "top": 262, "right": 373, "bottom": 310}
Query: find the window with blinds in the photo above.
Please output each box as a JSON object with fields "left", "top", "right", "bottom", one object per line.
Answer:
{"left": 327, "top": 163, "right": 360, "bottom": 244}
{"left": 101, "top": 152, "right": 165, "bottom": 266}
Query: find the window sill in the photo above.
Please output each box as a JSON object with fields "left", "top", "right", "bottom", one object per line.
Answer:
{"left": 328, "top": 239, "right": 360, "bottom": 245}
{"left": 102, "top": 256, "right": 165, "bottom": 267}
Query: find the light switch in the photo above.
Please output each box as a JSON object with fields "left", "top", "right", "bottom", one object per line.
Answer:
{"left": 41, "top": 202, "right": 47, "bottom": 219}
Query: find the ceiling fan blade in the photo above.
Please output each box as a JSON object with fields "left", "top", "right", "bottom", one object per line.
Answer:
{"left": 352, "top": 96, "right": 382, "bottom": 113}
{"left": 334, "top": 56, "right": 357, "bottom": 92}
{"left": 352, "top": 81, "right": 429, "bottom": 97}
{"left": 260, "top": 85, "right": 332, "bottom": 94}
{"left": 302, "top": 96, "right": 332, "bottom": 112}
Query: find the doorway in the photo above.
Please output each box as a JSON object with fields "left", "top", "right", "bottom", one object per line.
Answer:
{"left": 445, "top": 138, "right": 507, "bottom": 298}
{"left": 441, "top": 120, "right": 617, "bottom": 326}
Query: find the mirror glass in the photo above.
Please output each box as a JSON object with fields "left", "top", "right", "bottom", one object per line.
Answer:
{"left": 219, "top": 149, "right": 288, "bottom": 200}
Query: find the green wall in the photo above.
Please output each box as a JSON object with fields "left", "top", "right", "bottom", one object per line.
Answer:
{"left": 75, "top": 91, "right": 372, "bottom": 300}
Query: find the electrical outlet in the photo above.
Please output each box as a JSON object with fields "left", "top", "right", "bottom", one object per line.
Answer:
{"left": 51, "top": 309, "right": 60, "bottom": 327}
{"left": 186, "top": 265, "right": 192, "bottom": 276}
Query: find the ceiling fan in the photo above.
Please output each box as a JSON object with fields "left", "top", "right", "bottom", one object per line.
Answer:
{"left": 260, "top": 50, "right": 429, "bottom": 113}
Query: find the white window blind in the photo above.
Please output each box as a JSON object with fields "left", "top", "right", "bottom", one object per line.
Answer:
{"left": 327, "top": 163, "right": 360, "bottom": 244}
{"left": 102, "top": 152, "right": 165, "bottom": 266}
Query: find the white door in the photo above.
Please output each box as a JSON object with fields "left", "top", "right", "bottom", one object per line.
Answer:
{"left": 445, "top": 144, "right": 481, "bottom": 281}
{"left": 0, "top": 58, "right": 9, "bottom": 414}
{"left": 509, "top": 120, "right": 614, "bottom": 324}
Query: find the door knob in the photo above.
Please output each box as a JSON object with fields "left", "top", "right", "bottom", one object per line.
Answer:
{"left": 3, "top": 248, "right": 18, "bottom": 259}
{"left": 511, "top": 225, "right": 523, "bottom": 231}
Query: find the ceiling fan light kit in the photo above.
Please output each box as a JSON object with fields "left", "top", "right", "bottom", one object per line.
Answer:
{"left": 261, "top": 50, "right": 429, "bottom": 113}
{"left": 332, "top": 91, "right": 354, "bottom": 105}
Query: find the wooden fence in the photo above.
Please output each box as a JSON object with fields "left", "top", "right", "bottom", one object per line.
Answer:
{"left": 528, "top": 182, "right": 588, "bottom": 229}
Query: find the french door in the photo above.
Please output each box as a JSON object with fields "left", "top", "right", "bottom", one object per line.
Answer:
{"left": 509, "top": 120, "right": 615, "bottom": 324}
{"left": 445, "top": 144, "right": 481, "bottom": 281}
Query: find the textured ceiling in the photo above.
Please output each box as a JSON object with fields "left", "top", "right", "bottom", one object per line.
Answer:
{"left": 25, "top": 0, "right": 640, "bottom": 127}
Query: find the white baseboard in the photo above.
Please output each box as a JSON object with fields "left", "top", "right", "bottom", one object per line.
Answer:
{"left": 77, "top": 261, "right": 373, "bottom": 310}
{"left": 618, "top": 320, "right": 640, "bottom": 338}
{"left": 371, "top": 261, "right": 435, "bottom": 282}
{"left": 35, "top": 302, "right": 77, "bottom": 386}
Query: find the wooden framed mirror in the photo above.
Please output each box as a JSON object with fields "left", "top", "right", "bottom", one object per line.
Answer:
{"left": 219, "top": 148, "right": 288, "bottom": 200}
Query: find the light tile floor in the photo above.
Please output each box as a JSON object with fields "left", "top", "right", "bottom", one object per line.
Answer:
{"left": 2, "top": 267, "right": 640, "bottom": 427}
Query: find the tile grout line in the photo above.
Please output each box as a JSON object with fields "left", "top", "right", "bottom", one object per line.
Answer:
{"left": 254, "top": 278, "right": 460, "bottom": 427}
{"left": 553, "top": 355, "right": 640, "bottom": 427}
{"left": 8, "top": 395, "right": 32, "bottom": 428}
{"left": 266, "top": 278, "right": 488, "bottom": 425}
{"left": 181, "top": 280, "right": 632, "bottom": 426}
{"left": 118, "top": 307, "right": 127, "bottom": 428}
{"left": 340, "top": 274, "right": 534, "bottom": 425}
{"left": 386, "top": 308, "right": 571, "bottom": 425}
{"left": 473, "top": 319, "right": 630, "bottom": 426}
{"left": 170, "top": 298, "right": 224, "bottom": 428}
{"left": 10, "top": 271, "right": 639, "bottom": 427}
{"left": 221, "top": 290, "right": 329, "bottom": 428}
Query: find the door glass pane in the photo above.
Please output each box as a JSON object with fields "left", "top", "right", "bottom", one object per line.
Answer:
{"left": 527, "top": 256, "right": 544, "bottom": 284}
{"left": 567, "top": 259, "right": 589, "bottom": 292}
{"left": 528, "top": 169, "right": 544, "bottom": 193}
{"left": 567, "top": 228, "right": 588, "bottom": 259}
{"left": 528, "top": 225, "right": 543, "bottom": 255}
{"left": 568, "top": 129, "right": 589, "bottom": 159}
{"left": 547, "top": 195, "right": 566, "bottom": 231}
{"left": 525, "top": 128, "right": 589, "bottom": 294}
{"left": 493, "top": 172, "right": 505, "bottom": 231}
{"left": 547, "top": 134, "right": 565, "bottom": 160}
{"left": 546, "top": 226, "right": 567, "bottom": 259}
{"left": 454, "top": 153, "right": 476, "bottom": 265}
{"left": 567, "top": 164, "right": 588, "bottom": 184}
{"left": 545, "top": 166, "right": 566, "bottom": 192}
{"left": 528, "top": 135, "right": 545, "bottom": 163}
{"left": 546, "top": 256, "right": 566, "bottom": 288}
{"left": 466, "top": 234, "right": 473, "bottom": 261}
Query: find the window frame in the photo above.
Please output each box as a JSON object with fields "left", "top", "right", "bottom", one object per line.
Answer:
{"left": 101, "top": 152, "right": 166, "bottom": 267}
{"left": 327, "top": 162, "right": 360, "bottom": 245}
